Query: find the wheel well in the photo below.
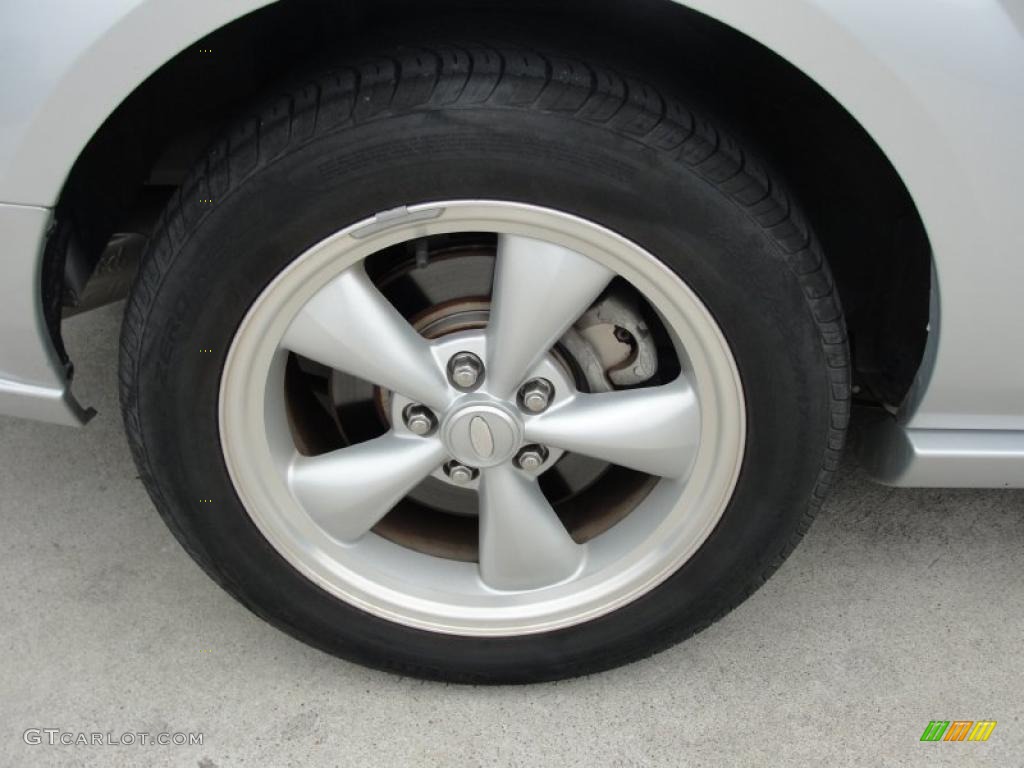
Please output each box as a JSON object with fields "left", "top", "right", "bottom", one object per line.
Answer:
{"left": 51, "top": 0, "right": 930, "bottom": 407}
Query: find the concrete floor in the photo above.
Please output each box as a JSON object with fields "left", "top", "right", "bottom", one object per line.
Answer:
{"left": 1, "top": 302, "right": 1021, "bottom": 768}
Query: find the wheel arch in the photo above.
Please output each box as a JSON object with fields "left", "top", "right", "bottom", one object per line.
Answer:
{"left": 24, "top": 0, "right": 932, "bottom": 416}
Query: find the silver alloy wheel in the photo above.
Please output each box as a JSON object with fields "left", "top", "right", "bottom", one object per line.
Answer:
{"left": 219, "top": 201, "right": 745, "bottom": 636}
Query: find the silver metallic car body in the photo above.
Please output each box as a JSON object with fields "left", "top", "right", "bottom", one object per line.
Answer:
{"left": 1, "top": 0, "right": 1022, "bottom": 486}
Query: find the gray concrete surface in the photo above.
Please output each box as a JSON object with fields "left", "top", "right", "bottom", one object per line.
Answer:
{"left": 1, "top": 302, "right": 1022, "bottom": 768}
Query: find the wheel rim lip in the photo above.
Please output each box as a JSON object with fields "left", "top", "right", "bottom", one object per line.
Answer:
{"left": 219, "top": 200, "right": 746, "bottom": 636}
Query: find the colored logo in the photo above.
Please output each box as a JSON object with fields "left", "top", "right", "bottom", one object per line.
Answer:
{"left": 920, "top": 721, "right": 996, "bottom": 742}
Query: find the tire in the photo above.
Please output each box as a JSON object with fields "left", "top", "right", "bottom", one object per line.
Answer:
{"left": 120, "top": 41, "right": 850, "bottom": 683}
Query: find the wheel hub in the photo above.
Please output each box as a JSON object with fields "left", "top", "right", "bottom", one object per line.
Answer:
{"left": 441, "top": 400, "right": 523, "bottom": 468}
{"left": 389, "top": 329, "right": 573, "bottom": 490}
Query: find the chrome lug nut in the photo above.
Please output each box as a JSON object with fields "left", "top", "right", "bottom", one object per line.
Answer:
{"left": 444, "top": 461, "right": 478, "bottom": 485}
{"left": 403, "top": 404, "right": 437, "bottom": 436}
{"left": 515, "top": 444, "right": 549, "bottom": 471}
{"left": 448, "top": 352, "right": 484, "bottom": 390}
{"left": 519, "top": 378, "right": 554, "bottom": 413}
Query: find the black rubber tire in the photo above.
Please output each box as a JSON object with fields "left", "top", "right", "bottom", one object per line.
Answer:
{"left": 120, "top": 42, "right": 850, "bottom": 683}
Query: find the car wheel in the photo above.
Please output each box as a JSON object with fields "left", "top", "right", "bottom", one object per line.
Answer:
{"left": 120, "top": 42, "right": 849, "bottom": 682}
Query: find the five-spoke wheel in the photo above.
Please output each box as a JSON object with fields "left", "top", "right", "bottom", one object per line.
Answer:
{"left": 219, "top": 202, "right": 745, "bottom": 634}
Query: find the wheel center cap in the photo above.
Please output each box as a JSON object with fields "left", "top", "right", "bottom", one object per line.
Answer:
{"left": 441, "top": 402, "right": 522, "bottom": 468}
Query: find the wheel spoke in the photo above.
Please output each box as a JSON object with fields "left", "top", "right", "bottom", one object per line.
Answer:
{"left": 523, "top": 377, "right": 701, "bottom": 478}
{"left": 478, "top": 464, "right": 583, "bottom": 590}
{"left": 485, "top": 234, "right": 613, "bottom": 398}
{"left": 288, "top": 433, "right": 447, "bottom": 543}
{"left": 281, "top": 265, "right": 450, "bottom": 410}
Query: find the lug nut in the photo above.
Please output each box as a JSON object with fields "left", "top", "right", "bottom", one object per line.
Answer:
{"left": 515, "top": 444, "right": 549, "bottom": 471}
{"left": 519, "top": 378, "right": 554, "bottom": 413}
{"left": 448, "top": 352, "right": 484, "bottom": 390}
{"left": 403, "top": 404, "right": 436, "bottom": 436}
{"left": 444, "top": 461, "right": 478, "bottom": 485}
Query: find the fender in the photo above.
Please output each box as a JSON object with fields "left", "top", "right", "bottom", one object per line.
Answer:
{"left": 1, "top": 0, "right": 1023, "bottom": 484}
{"left": 0, "top": 0, "right": 274, "bottom": 426}
{"left": 0, "top": 0, "right": 275, "bottom": 204}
